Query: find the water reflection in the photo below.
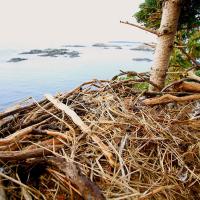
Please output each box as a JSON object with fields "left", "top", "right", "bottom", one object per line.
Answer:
{"left": 0, "top": 42, "right": 153, "bottom": 110}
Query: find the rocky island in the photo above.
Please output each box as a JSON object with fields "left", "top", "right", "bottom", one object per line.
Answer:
{"left": 132, "top": 58, "right": 152, "bottom": 62}
{"left": 92, "top": 43, "right": 122, "bottom": 49}
{"left": 20, "top": 48, "right": 80, "bottom": 58}
{"left": 7, "top": 58, "right": 27, "bottom": 63}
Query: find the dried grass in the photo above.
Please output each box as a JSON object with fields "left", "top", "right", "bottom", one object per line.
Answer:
{"left": 0, "top": 78, "right": 200, "bottom": 199}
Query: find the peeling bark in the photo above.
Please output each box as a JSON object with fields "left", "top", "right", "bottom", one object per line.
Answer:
{"left": 150, "top": 0, "right": 181, "bottom": 91}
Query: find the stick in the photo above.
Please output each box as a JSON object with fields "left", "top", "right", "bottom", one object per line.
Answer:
{"left": 120, "top": 21, "right": 158, "bottom": 35}
{"left": 139, "top": 185, "right": 175, "bottom": 200}
{"left": 0, "top": 171, "right": 7, "bottom": 200}
{"left": 0, "top": 120, "right": 54, "bottom": 146}
{"left": 0, "top": 145, "right": 62, "bottom": 161}
{"left": 143, "top": 94, "right": 200, "bottom": 105}
{"left": 45, "top": 94, "right": 117, "bottom": 167}
{"left": 0, "top": 171, "right": 45, "bottom": 199}
{"left": 24, "top": 137, "right": 64, "bottom": 150}
{"left": 0, "top": 126, "right": 34, "bottom": 146}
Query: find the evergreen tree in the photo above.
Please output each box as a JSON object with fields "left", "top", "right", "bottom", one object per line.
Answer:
{"left": 134, "top": 0, "right": 200, "bottom": 91}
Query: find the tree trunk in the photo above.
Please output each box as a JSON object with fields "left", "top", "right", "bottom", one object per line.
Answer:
{"left": 149, "top": 0, "right": 181, "bottom": 91}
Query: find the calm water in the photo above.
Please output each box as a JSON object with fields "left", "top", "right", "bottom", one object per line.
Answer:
{"left": 0, "top": 42, "right": 153, "bottom": 110}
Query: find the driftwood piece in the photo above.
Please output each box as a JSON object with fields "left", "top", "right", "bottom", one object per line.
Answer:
{"left": 143, "top": 94, "right": 200, "bottom": 105}
{"left": 45, "top": 94, "right": 116, "bottom": 167}
{"left": 49, "top": 158, "right": 106, "bottom": 200}
{"left": 161, "top": 78, "right": 200, "bottom": 92}
{"left": 175, "top": 81, "right": 200, "bottom": 93}
{"left": 0, "top": 126, "right": 34, "bottom": 146}
{"left": 0, "top": 128, "right": 71, "bottom": 152}
{"left": 0, "top": 120, "right": 60, "bottom": 146}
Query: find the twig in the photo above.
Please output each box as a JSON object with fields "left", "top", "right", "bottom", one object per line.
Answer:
{"left": 112, "top": 70, "right": 149, "bottom": 80}
{"left": 139, "top": 185, "right": 175, "bottom": 200}
{"left": 0, "top": 144, "right": 63, "bottom": 161}
{"left": 120, "top": 21, "right": 158, "bottom": 35}
{"left": 112, "top": 70, "right": 160, "bottom": 90}
{"left": 45, "top": 94, "right": 117, "bottom": 167}
{"left": 0, "top": 103, "right": 36, "bottom": 120}
{"left": 0, "top": 126, "right": 34, "bottom": 146}
{"left": 0, "top": 171, "right": 45, "bottom": 199}
{"left": 161, "top": 78, "right": 187, "bottom": 92}
{"left": 0, "top": 169, "right": 7, "bottom": 200}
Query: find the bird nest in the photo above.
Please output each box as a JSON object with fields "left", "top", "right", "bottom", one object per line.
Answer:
{"left": 0, "top": 77, "right": 200, "bottom": 200}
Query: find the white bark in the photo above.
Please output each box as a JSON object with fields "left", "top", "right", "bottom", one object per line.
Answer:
{"left": 150, "top": 0, "right": 181, "bottom": 91}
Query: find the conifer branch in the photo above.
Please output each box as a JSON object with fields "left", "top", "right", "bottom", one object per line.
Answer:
{"left": 177, "top": 46, "right": 200, "bottom": 72}
{"left": 120, "top": 20, "right": 158, "bottom": 35}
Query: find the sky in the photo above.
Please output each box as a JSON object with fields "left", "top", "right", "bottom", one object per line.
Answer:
{"left": 0, "top": 0, "right": 156, "bottom": 48}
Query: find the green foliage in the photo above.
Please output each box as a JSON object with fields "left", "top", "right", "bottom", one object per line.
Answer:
{"left": 187, "top": 31, "right": 200, "bottom": 58}
{"left": 134, "top": 0, "right": 200, "bottom": 30}
{"left": 134, "top": 0, "right": 161, "bottom": 29}
{"left": 195, "top": 70, "right": 200, "bottom": 77}
{"left": 134, "top": 0, "right": 200, "bottom": 80}
{"left": 179, "top": 0, "right": 200, "bottom": 29}
{"left": 170, "top": 48, "right": 192, "bottom": 69}
{"left": 116, "top": 75, "right": 149, "bottom": 91}
{"left": 133, "top": 82, "right": 149, "bottom": 91}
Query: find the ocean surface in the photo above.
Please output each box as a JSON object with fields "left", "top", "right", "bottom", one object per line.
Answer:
{"left": 0, "top": 41, "right": 153, "bottom": 111}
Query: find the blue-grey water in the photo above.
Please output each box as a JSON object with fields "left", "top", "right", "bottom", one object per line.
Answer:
{"left": 0, "top": 42, "right": 153, "bottom": 111}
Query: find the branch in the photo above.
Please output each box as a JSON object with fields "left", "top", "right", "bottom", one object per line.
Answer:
{"left": 143, "top": 94, "right": 200, "bottom": 106}
{"left": 112, "top": 70, "right": 161, "bottom": 90}
{"left": 120, "top": 21, "right": 158, "bottom": 35}
{"left": 0, "top": 144, "right": 62, "bottom": 161}
{"left": 175, "top": 81, "right": 200, "bottom": 93}
{"left": 45, "top": 94, "right": 117, "bottom": 167}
